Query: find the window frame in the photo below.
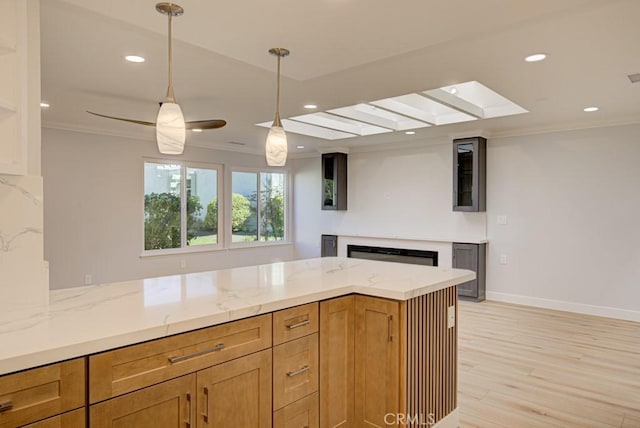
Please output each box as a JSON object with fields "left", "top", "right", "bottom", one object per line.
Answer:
{"left": 227, "top": 166, "right": 291, "bottom": 249}
{"left": 141, "top": 158, "right": 224, "bottom": 256}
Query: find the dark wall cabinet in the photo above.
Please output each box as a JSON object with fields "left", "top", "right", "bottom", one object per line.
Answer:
{"left": 322, "top": 153, "right": 348, "bottom": 211}
{"left": 321, "top": 235, "right": 338, "bottom": 257}
{"left": 453, "top": 137, "right": 486, "bottom": 212}
{"left": 452, "top": 242, "right": 486, "bottom": 302}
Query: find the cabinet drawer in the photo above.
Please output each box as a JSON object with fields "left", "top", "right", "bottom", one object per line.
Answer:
{"left": 273, "top": 392, "right": 318, "bottom": 428}
{"left": 90, "top": 374, "right": 195, "bottom": 428}
{"left": 89, "top": 314, "right": 272, "bottom": 403}
{"left": 0, "top": 358, "right": 85, "bottom": 428}
{"left": 23, "top": 408, "right": 85, "bottom": 428}
{"left": 273, "top": 303, "right": 318, "bottom": 346}
{"left": 273, "top": 333, "right": 319, "bottom": 410}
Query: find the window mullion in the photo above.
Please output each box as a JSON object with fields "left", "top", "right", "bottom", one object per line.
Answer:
{"left": 256, "top": 173, "right": 261, "bottom": 241}
{"left": 181, "top": 165, "right": 187, "bottom": 248}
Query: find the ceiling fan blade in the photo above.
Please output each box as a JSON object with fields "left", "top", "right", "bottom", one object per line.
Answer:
{"left": 185, "top": 119, "right": 227, "bottom": 130}
{"left": 87, "top": 111, "right": 156, "bottom": 127}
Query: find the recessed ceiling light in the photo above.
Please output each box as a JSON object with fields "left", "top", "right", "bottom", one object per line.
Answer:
{"left": 125, "top": 55, "right": 145, "bottom": 63}
{"left": 405, "top": 131, "right": 416, "bottom": 135}
{"left": 583, "top": 106, "right": 599, "bottom": 112}
{"left": 304, "top": 104, "right": 318, "bottom": 109}
{"left": 525, "top": 53, "right": 547, "bottom": 62}
{"left": 40, "top": 102, "right": 50, "bottom": 108}
{"left": 449, "top": 88, "right": 458, "bottom": 95}
{"left": 191, "top": 128, "right": 203, "bottom": 132}
{"left": 296, "top": 145, "right": 305, "bottom": 149}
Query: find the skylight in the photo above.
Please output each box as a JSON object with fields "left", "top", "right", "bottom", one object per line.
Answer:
{"left": 256, "top": 81, "right": 527, "bottom": 140}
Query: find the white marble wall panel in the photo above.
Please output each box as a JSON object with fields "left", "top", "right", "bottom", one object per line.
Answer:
{"left": 0, "top": 174, "right": 48, "bottom": 307}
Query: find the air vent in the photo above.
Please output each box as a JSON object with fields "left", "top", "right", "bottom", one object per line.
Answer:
{"left": 628, "top": 73, "right": 640, "bottom": 83}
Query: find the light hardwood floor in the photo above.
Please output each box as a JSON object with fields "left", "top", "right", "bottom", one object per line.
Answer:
{"left": 458, "top": 300, "right": 640, "bottom": 428}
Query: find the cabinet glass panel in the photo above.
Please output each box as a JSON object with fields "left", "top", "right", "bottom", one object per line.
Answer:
{"left": 456, "top": 143, "right": 474, "bottom": 207}
{"left": 323, "top": 156, "right": 335, "bottom": 208}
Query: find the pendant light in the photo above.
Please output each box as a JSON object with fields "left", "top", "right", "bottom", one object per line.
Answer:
{"left": 156, "top": 3, "right": 186, "bottom": 154}
{"left": 87, "top": 3, "right": 226, "bottom": 153}
{"left": 265, "top": 48, "right": 290, "bottom": 166}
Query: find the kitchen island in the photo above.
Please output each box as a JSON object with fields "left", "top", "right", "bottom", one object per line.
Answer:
{"left": 0, "top": 257, "right": 474, "bottom": 428}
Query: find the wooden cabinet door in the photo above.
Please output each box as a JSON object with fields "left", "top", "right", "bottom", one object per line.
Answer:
{"left": 90, "top": 374, "right": 196, "bottom": 428}
{"left": 23, "top": 408, "right": 85, "bottom": 428}
{"left": 354, "top": 296, "right": 401, "bottom": 428}
{"left": 196, "top": 349, "right": 271, "bottom": 428}
{"left": 319, "top": 296, "right": 355, "bottom": 428}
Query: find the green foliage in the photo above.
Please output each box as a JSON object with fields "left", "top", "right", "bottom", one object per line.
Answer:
{"left": 203, "top": 198, "right": 218, "bottom": 232}
{"left": 261, "top": 191, "right": 284, "bottom": 240}
{"left": 144, "top": 192, "right": 202, "bottom": 250}
{"left": 231, "top": 193, "right": 251, "bottom": 232}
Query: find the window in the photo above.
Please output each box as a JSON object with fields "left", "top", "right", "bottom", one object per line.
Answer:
{"left": 231, "top": 171, "right": 286, "bottom": 243}
{"left": 144, "top": 161, "right": 221, "bottom": 251}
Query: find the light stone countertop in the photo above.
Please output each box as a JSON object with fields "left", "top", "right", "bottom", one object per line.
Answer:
{"left": 0, "top": 257, "right": 475, "bottom": 376}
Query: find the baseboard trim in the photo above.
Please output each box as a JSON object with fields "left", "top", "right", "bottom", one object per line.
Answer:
{"left": 486, "top": 291, "right": 640, "bottom": 322}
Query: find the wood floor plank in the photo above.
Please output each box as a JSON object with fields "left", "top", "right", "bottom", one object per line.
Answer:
{"left": 458, "top": 300, "right": 640, "bottom": 427}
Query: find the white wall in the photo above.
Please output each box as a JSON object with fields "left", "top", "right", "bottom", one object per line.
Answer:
{"left": 486, "top": 124, "right": 640, "bottom": 320}
{"left": 292, "top": 124, "right": 640, "bottom": 321}
{"left": 42, "top": 128, "right": 295, "bottom": 289}
{"left": 292, "top": 142, "right": 487, "bottom": 260}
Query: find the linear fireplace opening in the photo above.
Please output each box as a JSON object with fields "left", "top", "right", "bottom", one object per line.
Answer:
{"left": 347, "top": 245, "right": 438, "bottom": 266}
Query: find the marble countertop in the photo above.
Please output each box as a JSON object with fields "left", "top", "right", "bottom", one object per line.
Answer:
{"left": 0, "top": 257, "right": 474, "bottom": 376}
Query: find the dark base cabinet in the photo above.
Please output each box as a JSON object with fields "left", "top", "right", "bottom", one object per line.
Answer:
{"left": 452, "top": 242, "right": 486, "bottom": 302}
{"left": 321, "top": 235, "right": 338, "bottom": 257}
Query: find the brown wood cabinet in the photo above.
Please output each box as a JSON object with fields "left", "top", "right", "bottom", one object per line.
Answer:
{"left": 319, "top": 296, "right": 355, "bottom": 428}
{"left": 0, "top": 358, "right": 85, "bottom": 428}
{"left": 2, "top": 288, "right": 458, "bottom": 428}
{"left": 354, "top": 296, "right": 401, "bottom": 427}
{"left": 273, "top": 303, "right": 319, "bottom": 346}
{"left": 22, "top": 409, "right": 85, "bottom": 428}
{"left": 273, "top": 393, "right": 319, "bottom": 428}
{"left": 89, "top": 314, "right": 271, "bottom": 403}
{"left": 273, "top": 334, "right": 319, "bottom": 410}
{"left": 90, "top": 374, "right": 195, "bottom": 428}
{"left": 197, "top": 349, "right": 272, "bottom": 428}
{"left": 320, "top": 289, "right": 457, "bottom": 428}
{"left": 319, "top": 295, "right": 401, "bottom": 428}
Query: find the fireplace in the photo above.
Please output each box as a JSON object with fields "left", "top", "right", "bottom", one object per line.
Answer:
{"left": 347, "top": 244, "right": 438, "bottom": 266}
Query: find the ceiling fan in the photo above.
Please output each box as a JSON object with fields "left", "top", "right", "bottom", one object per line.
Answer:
{"left": 87, "top": 2, "right": 226, "bottom": 154}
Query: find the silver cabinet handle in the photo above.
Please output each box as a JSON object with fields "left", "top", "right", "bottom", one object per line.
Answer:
{"left": 169, "top": 343, "right": 225, "bottom": 364}
{"left": 0, "top": 402, "right": 12, "bottom": 413}
{"left": 185, "top": 392, "right": 192, "bottom": 428}
{"left": 286, "top": 319, "right": 310, "bottom": 330}
{"left": 202, "top": 387, "right": 210, "bottom": 423}
{"left": 287, "top": 365, "right": 310, "bottom": 377}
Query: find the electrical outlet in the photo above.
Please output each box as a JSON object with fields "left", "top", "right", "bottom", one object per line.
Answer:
{"left": 84, "top": 274, "right": 92, "bottom": 285}
{"left": 497, "top": 215, "right": 508, "bottom": 225}
{"left": 180, "top": 259, "right": 187, "bottom": 269}
{"left": 447, "top": 305, "right": 456, "bottom": 329}
{"left": 500, "top": 254, "right": 508, "bottom": 265}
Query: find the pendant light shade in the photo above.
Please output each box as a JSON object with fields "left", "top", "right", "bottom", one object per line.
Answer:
{"left": 265, "top": 120, "right": 288, "bottom": 166}
{"left": 156, "top": 102, "right": 186, "bottom": 154}
{"left": 266, "top": 48, "right": 290, "bottom": 166}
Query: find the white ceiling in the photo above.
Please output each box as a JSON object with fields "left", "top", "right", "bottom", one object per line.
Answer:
{"left": 40, "top": 0, "right": 640, "bottom": 155}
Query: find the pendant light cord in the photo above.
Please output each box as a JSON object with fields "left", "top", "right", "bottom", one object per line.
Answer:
{"left": 166, "top": 9, "right": 175, "bottom": 102}
{"left": 275, "top": 53, "right": 281, "bottom": 124}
